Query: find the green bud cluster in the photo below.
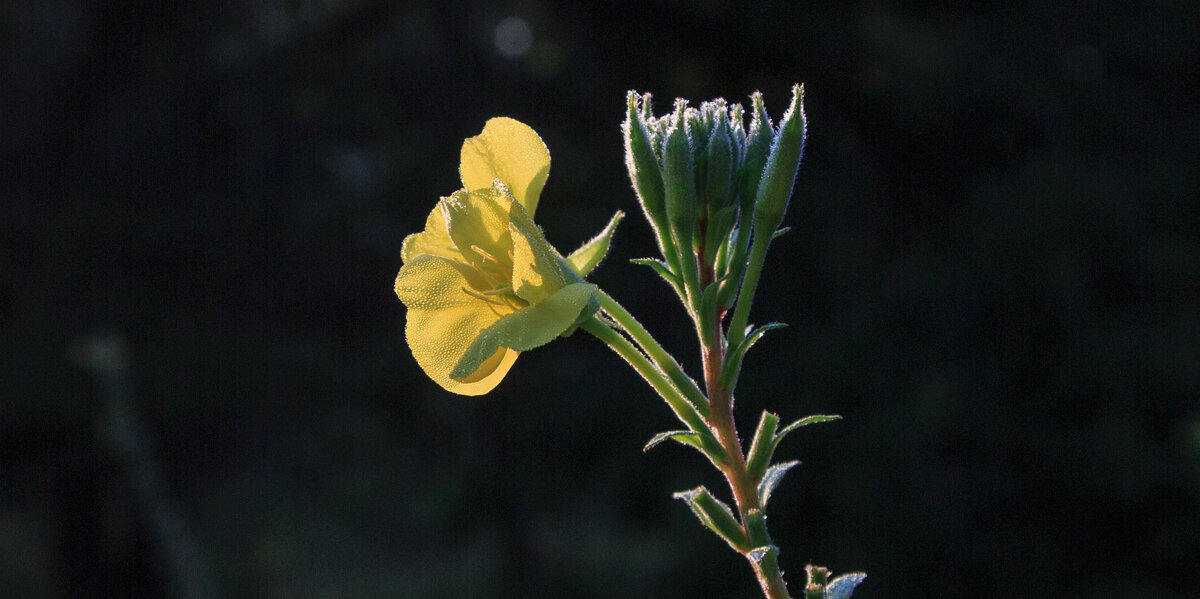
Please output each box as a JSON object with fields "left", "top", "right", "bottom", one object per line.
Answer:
{"left": 622, "top": 85, "right": 807, "bottom": 314}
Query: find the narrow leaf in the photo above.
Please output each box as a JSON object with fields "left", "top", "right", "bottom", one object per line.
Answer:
{"left": 758, "top": 460, "right": 800, "bottom": 507}
{"left": 775, "top": 414, "right": 841, "bottom": 444}
{"left": 643, "top": 430, "right": 702, "bottom": 452}
{"left": 771, "top": 226, "right": 791, "bottom": 240}
{"left": 720, "top": 322, "right": 788, "bottom": 388}
{"left": 630, "top": 258, "right": 681, "bottom": 286}
{"left": 674, "top": 487, "right": 750, "bottom": 551}
{"left": 745, "top": 411, "right": 780, "bottom": 481}
{"left": 826, "top": 573, "right": 867, "bottom": 599}
{"left": 566, "top": 210, "right": 625, "bottom": 277}
{"left": 644, "top": 430, "right": 727, "bottom": 466}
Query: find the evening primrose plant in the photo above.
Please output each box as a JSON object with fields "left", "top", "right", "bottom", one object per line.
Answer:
{"left": 394, "top": 87, "right": 864, "bottom": 599}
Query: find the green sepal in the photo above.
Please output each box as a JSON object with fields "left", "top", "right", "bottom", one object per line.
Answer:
{"left": 771, "top": 226, "right": 791, "bottom": 240}
{"left": 745, "top": 411, "right": 781, "bottom": 481}
{"left": 673, "top": 486, "right": 750, "bottom": 552}
{"left": 720, "top": 322, "right": 788, "bottom": 389}
{"left": 566, "top": 210, "right": 624, "bottom": 277}
{"left": 826, "top": 573, "right": 867, "bottom": 599}
{"left": 758, "top": 460, "right": 800, "bottom": 508}
{"left": 450, "top": 283, "right": 597, "bottom": 378}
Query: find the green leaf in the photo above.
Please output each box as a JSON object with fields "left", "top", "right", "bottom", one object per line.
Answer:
{"left": 720, "top": 322, "right": 787, "bottom": 388}
{"left": 745, "top": 411, "right": 780, "bottom": 481}
{"left": 566, "top": 210, "right": 625, "bottom": 277}
{"left": 450, "top": 282, "right": 597, "bottom": 378}
{"left": 758, "top": 460, "right": 800, "bottom": 507}
{"left": 630, "top": 257, "right": 680, "bottom": 283}
{"left": 826, "top": 573, "right": 867, "bottom": 599}
{"left": 775, "top": 414, "right": 841, "bottom": 444}
{"left": 771, "top": 226, "right": 791, "bottom": 240}
{"left": 643, "top": 430, "right": 703, "bottom": 452}
{"left": 673, "top": 486, "right": 749, "bottom": 551}
{"left": 643, "top": 429, "right": 727, "bottom": 466}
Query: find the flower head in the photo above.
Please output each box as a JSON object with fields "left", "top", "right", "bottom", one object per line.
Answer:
{"left": 395, "top": 118, "right": 620, "bottom": 395}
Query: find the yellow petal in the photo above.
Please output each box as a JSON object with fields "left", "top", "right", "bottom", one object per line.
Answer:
{"left": 394, "top": 254, "right": 519, "bottom": 395}
{"left": 401, "top": 199, "right": 458, "bottom": 264}
{"left": 460, "top": 117, "right": 550, "bottom": 217}
{"left": 508, "top": 200, "right": 567, "bottom": 304}
{"left": 440, "top": 187, "right": 515, "bottom": 273}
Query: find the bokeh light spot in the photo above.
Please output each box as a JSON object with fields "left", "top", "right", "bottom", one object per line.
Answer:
{"left": 493, "top": 16, "right": 532, "bottom": 59}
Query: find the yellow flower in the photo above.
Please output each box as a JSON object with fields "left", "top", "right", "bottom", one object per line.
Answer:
{"left": 395, "top": 118, "right": 622, "bottom": 395}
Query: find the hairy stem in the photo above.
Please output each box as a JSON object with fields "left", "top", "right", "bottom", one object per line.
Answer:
{"left": 596, "top": 290, "right": 711, "bottom": 417}
{"left": 580, "top": 318, "right": 708, "bottom": 434}
{"left": 699, "top": 264, "right": 792, "bottom": 599}
{"left": 727, "top": 226, "right": 773, "bottom": 351}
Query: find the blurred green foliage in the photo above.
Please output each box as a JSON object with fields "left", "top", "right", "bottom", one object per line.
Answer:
{"left": 2, "top": 1, "right": 1197, "bottom": 597}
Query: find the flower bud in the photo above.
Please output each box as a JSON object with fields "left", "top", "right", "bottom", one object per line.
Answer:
{"left": 623, "top": 92, "right": 667, "bottom": 226}
{"left": 662, "top": 100, "right": 698, "bottom": 253}
{"left": 753, "top": 84, "right": 806, "bottom": 233}
{"left": 705, "top": 105, "right": 733, "bottom": 212}
{"left": 739, "top": 92, "right": 774, "bottom": 221}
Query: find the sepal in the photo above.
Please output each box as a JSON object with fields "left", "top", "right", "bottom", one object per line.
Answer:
{"left": 566, "top": 210, "right": 624, "bottom": 277}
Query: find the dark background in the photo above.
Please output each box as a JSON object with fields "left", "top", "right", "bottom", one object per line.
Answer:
{"left": 3, "top": 1, "right": 1198, "bottom": 597}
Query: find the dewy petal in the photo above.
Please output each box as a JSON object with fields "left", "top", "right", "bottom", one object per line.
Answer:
{"left": 440, "top": 187, "right": 515, "bottom": 272}
{"left": 459, "top": 117, "right": 550, "bottom": 217}
{"left": 451, "top": 282, "right": 598, "bottom": 379}
{"left": 394, "top": 254, "right": 519, "bottom": 396}
{"left": 401, "top": 199, "right": 458, "bottom": 264}
{"left": 508, "top": 199, "right": 569, "bottom": 304}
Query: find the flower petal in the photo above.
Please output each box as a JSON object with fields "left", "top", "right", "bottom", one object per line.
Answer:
{"left": 395, "top": 254, "right": 519, "bottom": 395}
{"left": 460, "top": 117, "right": 550, "bottom": 216}
{"left": 401, "top": 200, "right": 458, "bottom": 264}
{"left": 451, "top": 282, "right": 597, "bottom": 379}
{"left": 508, "top": 199, "right": 569, "bottom": 304}
{"left": 441, "top": 187, "right": 515, "bottom": 273}
{"left": 566, "top": 210, "right": 625, "bottom": 277}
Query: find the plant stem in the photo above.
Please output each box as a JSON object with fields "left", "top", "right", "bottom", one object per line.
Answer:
{"left": 699, "top": 265, "right": 792, "bottom": 599}
{"left": 727, "top": 226, "right": 773, "bottom": 351}
{"left": 596, "top": 290, "right": 710, "bottom": 417}
{"left": 580, "top": 318, "right": 708, "bottom": 434}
